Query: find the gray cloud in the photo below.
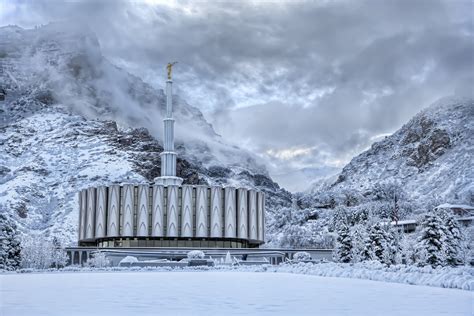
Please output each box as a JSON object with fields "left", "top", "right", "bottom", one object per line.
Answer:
{"left": 2, "top": 0, "right": 473, "bottom": 191}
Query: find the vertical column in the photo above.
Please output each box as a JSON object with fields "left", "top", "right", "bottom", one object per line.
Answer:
{"left": 68, "top": 251, "right": 74, "bottom": 265}
{"left": 237, "top": 188, "right": 248, "bottom": 239}
{"left": 257, "top": 192, "right": 265, "bottom": 242}
{"left": 85, "top": 188, "right": 96, "bottom": 239}
{"left": 137, "top": 185, "right": 149, "bottom": 237}
{"left": 195, "top": 186, "right": 209, "bottom": 237}
{"left": 166, "top": 185, "right": 179, "bottom": 237}
{"left": 121, "top": 184, "right": 134, "bottom": 236}
{"left": 95, "top": 186, "right": 107, "bottom": 238}
{"left": 224, "top": 187, "right": 236, "bottom": 238}
{"left": 262, "top": 193, "right": 266, "bottom": 242}
{"left": 80, "top": 189, "right": 88, "bottom": 241}
{"left": 152, "top": 185, "right": 164, "bottom": 236}
{"left": 248, "top": 189, "right": 258, "bottom": 240}
{"left": 210, "top": 186, "right": 223, "bottom": 238}
{"left": 78, "top": 191, "right": 84, "bottom": 241}
{"left": 78, "top": 193, "right": 81, "bottom": 241}
{"left": 181, "top": 185, "right": 193, "bottom": 237}
{"left": 107, "top": 185, "right": 120, "bottom": 237}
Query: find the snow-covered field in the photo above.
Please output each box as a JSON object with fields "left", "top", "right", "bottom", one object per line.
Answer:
{"left": 1, "top": 272, "right": 472, "bottom": 316}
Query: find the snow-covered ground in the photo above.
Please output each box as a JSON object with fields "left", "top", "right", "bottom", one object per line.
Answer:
{"left": 271, "top": 262, "right": 474, "bottom": 291}
{"left": 1, "top": 272, "right": 472, "bottom": 316}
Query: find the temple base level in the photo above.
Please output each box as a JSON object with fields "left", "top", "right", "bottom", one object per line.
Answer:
{"left": 65, "top": 247, "right": 334, "bottom": 267}
{"left": 79, "top": 237, "right": 263, "bottom": 248}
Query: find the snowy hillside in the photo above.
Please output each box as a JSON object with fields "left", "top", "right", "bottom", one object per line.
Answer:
{"left": 318, "top": 97, "right": 473, "bottom": 204}
{"left": 0, "top": 24, "right": 291, "bottom": 244}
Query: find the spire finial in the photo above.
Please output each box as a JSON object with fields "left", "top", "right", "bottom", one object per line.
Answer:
{"left": 166, "top": 62, "right": 178, "bottom": 80}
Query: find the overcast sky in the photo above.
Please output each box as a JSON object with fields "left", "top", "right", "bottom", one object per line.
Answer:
{"left": 1, "top": 0, "right": 473, "bottom": 191}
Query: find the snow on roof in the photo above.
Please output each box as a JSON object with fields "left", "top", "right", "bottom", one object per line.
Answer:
{"left": 380, "top": 219, "right": 418, "bottom": 226}
{"left": 381, "top": 216, "right": 473, "bottom": 227}
{"left": 392, "top": 220, "right": 418, "bottom": 225}
{"left": 435, "top": 203, "right": 474, "bottom": 210}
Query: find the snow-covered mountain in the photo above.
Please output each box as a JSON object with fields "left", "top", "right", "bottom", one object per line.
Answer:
{"left": 319, "top": 97, "right": 473, "bottom": 205}
{"left": 0, "top": 24, "right": 291, "bottom": 244}
{"left": 2, "top": 24, "right": 471, "bottom": 248}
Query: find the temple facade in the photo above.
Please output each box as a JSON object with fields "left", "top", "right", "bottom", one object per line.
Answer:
{"left": 77, "top": 184, "right": 265, "bottom": 248}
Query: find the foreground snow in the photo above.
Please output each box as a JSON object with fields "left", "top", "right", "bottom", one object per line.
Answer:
{"left": 18, "top": 261, "right": 474, "bottom": 291}
{"left": 1, "top": 272, "right": 472, "bottom": 316}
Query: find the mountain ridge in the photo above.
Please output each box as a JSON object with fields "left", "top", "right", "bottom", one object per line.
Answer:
{"left": 305, "top": 96, "right": 473, "bottom": 206}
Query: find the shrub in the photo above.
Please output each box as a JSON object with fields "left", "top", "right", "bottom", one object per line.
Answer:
{"left": 187, "top": 250, "right": 205, "bottom": 259}
{"left": 87, "top": 252, "right": 110, "bottom": 268}
{"left": 21, "top": 235, "right": 68, "bottom": 269}
{"left": 119, "top": 256, "right": 138, "bottom": 264}
{"left": 293, "top": 252, "right": 311, "bottom": 261}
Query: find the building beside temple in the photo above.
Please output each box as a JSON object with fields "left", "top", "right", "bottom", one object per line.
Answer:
{"left": 74, "top": 65, "right": 266, "bottom": 253}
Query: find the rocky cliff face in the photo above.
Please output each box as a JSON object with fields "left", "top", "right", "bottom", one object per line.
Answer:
{"left": 329, "top": 97, "right": 473, "bottom": 204}
{"left": 0, "top": 24, "right": 291, "bottom": 244}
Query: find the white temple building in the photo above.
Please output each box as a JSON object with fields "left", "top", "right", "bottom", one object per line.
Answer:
{"left": 74, "top": 66, "right": 266, "bottom": 251}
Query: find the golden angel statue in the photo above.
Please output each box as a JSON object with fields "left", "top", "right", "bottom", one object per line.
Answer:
{"left": 166, "top": 62, "right": 178, "bottom": 80}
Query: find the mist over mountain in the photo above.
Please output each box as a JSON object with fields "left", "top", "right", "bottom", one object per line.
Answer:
{"left": 0, "top": 24, "right": 291, "bottom": 244}
{"left": 273, "top": 166, "right": 340, "bottom": 193}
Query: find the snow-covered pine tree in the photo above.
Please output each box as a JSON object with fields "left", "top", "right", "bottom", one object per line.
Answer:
{"left": 334, "top": 223, "right": 352, "bottom": 263}
{"left": 0, "top": 214, "right": 22, "bottom": 271}
{"left": 382, "top": 225, "right": 402, "bottom": 265}
{"left": 439, "top": 209, "right": 464, "bottom": 266}
{"left": 363, "top": 223, "right": 390, "bottom": 264}
{"left": 331, "top": 206, "right": 348, "bottom": 231}
{"left": 416, "top": 213, "right": 447, "bottom": 267}
{"left": 349, "top": 224, "right": 367, "bottom": 263}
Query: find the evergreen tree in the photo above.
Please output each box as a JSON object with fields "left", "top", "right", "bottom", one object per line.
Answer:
{"left": 440, "top": 210, "right": 464, "bottom": 266}
{"left": 383, "top": 226, "right": 402, "bottom": 265}
{"left": 364, "top": 223, "right": 390, "bottom": 264}
{"left": 0, "top": 214, "right": 22, "bottom": 271}
{"left": 334, "top": 224, "right": 352, "bottom": 263}
{"left": 349, "top": 224, "right": 367, "bottom": 263}
{"left": 416, "top": 213, "right": 446, "bottom": 267}
{"left": 331, "top": 206, "right": 348, "bottom": 231}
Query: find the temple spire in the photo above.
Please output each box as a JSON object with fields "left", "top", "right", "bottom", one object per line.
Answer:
{"left": 154, "top": 63, "right": 183, "bottom": 186}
